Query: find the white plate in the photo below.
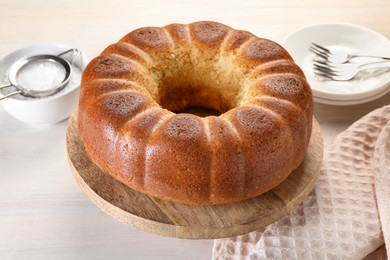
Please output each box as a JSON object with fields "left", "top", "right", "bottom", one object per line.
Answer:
{"left": 282, "top": 23, "right": 390, "bottom": 105}
{"left": 314, "top": 86, "right": 390, "bottom": 106}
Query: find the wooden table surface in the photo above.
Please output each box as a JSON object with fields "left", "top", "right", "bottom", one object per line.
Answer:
{"left": 1, "top": 0, "right": 390, "bottom": 259}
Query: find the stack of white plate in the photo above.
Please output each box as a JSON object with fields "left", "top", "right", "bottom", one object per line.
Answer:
{"left": 283, "top": 23, "right": 390, "bottom": 105}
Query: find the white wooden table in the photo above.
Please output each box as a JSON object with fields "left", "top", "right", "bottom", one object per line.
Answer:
{"left": 1, "top": 1, "right": 390, "bottom": 259}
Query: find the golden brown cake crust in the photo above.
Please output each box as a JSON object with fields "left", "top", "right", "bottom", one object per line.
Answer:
{"left": 78, "top": 21, "right": 313, "bottom": 205}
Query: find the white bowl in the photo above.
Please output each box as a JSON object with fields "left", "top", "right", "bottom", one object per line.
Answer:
{"left": 282, "top": 23, "right": 390, "bottom": 105}
{"left": 0, "top": 43, "right": 89, "bottom": 125}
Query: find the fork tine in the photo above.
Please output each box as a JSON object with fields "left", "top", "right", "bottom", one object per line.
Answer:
{"left": 311, "top": 43, "right": 330, "bottom": 53}
{"left": 313, "top": 64, "right": 339, "bottom": 76}
{"left": 309, "top": 44, "right": 327, "bottom": 55}
{"left": 309, "top": 46, "right": 329, "bottom": 60}
{"left": 312, "top": 59, "right": 329, "bottom": 65}
{"left": 312, "top": 60, "right": 342, "bottom": 70}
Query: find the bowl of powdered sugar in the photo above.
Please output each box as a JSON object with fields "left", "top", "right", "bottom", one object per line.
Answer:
{"left": 0, "top": 43, "right": 89, "bottom": 125}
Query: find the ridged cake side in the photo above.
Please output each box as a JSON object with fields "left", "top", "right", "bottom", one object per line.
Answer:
{"left": 78, "top": 21, "right": 313, "bottom": 205}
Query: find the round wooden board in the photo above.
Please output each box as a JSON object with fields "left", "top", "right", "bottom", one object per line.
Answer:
{"left": 66, "top": 110, "right": 323, "bottom": 239}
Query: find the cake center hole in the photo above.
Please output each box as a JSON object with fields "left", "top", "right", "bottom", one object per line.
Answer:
{"left": 155, "top": 53, "right": 242, "bottom": 115}
{"left": 178, "top": 106, "right": 222, "bottom": 117}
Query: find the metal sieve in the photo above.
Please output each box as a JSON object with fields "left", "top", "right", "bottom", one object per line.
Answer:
{"left": 0, "top": 48, "right": 80, "bottom": 100}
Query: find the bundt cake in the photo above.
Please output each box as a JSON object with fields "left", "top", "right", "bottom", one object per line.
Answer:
{"left": 78, "top": 21, "right": 313, "bottom": 205}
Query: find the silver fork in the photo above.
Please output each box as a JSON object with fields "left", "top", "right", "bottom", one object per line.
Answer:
{"left": 313, "top": 60, "right": 390, "bottom": 81}
{"left": 310, "top": 43, "right": 390, "bottom": 64}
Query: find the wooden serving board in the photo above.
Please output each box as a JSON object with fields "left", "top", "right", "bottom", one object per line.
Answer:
{"left": 66, "top": 110, "right": 323, "bottom": 239}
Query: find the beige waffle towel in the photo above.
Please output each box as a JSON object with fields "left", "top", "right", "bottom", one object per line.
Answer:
{"left": 213, "top": 105, "right": 390, "bottom": 259}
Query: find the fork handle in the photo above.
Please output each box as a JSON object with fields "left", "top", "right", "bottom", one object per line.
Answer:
{"left": 352, "top": 54, "right": 390, "bottom": 61}
{"left": 360, "top": 61, "right": 390, "bottom": 70}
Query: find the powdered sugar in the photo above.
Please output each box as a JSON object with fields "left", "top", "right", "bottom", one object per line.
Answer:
{"left": 16, "top": 59, "right": 67, "bottom": 91}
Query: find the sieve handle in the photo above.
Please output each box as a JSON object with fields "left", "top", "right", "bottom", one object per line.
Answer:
{"left": 57, "top": 48, "right": 79, "bottom": 57}
{"left": 0, "top": 84, "right": 22, "bottom": 101}
{"left": 0, "top": 90, "right": 22, "bottom": 101}
{"left": 58, "top": 48, "right": 81, "bottom": 66}
{"left": 0, "top": 83, "right": 12, "bottom": 89}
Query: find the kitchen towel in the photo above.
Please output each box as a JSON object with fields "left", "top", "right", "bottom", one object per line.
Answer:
{"left": 213, "top": 105, "right": 390, "bottom": 259}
